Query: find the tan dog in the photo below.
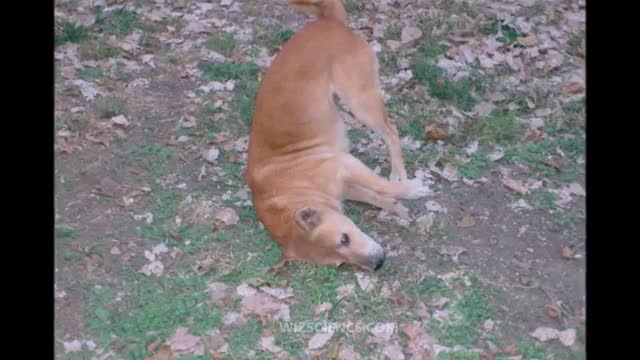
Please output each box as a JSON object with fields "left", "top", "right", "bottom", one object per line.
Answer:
{"left": 246, "top": 0, "right": 429, "bottom": 272}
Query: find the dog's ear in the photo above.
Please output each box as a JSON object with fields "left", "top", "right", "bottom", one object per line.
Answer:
{"left": 294, "top": 207, "right": 322, "bottom": 231}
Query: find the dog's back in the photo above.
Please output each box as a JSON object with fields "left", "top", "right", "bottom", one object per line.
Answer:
{"left": 247, "top": 1, "right": 370, "bottom": 180}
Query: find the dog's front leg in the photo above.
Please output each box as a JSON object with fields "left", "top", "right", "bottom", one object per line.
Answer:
{"left": 337, "top": 154, "right": 429, "bottom": 199}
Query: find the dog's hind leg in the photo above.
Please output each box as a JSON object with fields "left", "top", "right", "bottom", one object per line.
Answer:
{"left": 333, "top": 47, "right": 408, "bottom": 182}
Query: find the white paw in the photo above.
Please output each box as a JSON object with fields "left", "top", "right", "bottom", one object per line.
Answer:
{"left": 404, "top": 178, "right": 430, "bottom": 199}
{"left": 389, "top": 168, "right": 407, "bottom": 183}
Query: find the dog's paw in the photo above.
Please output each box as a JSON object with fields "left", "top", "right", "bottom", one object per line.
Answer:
{"left": 403, "top": 178, "right": 431, "bottom": 199}
{"left": 393, "top": 202, "right": 410, "bottom": 220}
{"left": 389, "top": 168, "right": 407, "bottom": 183}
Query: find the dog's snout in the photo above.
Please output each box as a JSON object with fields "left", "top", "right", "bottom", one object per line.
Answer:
{"left": 373, "top": 252, "right": 386, "bottom": 271}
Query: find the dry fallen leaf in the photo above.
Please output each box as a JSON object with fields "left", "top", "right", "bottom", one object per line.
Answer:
{"left": 563, "top": 81, "right": 585, "bottom": 95}
{"left": 518, "top": 35, "right": 538, "bottom": 47}
{"left": 531, "top": 327, "right": 560, "bottom": 342}
{"left": 111, "top": 115, "right": 129, "bottom": 127}
{"left": 144, "top": 344, "right": 175, "bottom": 360}
{"left": 356, "top": 272, "right": 375, "bottom": 292}
{"left": 401, "top": 26, "right": 422, "bottom": 44}
{"left": 425, "top": 124, "right": 448, "bottom": 141}
{"left": 307, "top": 330, "right": 334, "bottom": 350}
{"left": 546, "top": 302, "right": 561, "bottom": 319}
{"left": 338, "top": 345, "right": 362, "bottom": 360}
{"left": 457, "top": 214, "right": 476, "bottom": 228}
{"left": 561, "top": 245, "right": 575, "bottom": 259}
{"left": 259, "top": 336, "right": 283, "bottom": 354}
{"left": 502, "top": 178, "right": 530, "bottom": 195}
{"left": 559, "top": 328, "right": 576, "bottom": 347}
{"left": 240, "top": 293, "right": 290, "bottom": 322}
{"left": 260, "top": 286, "right": 294, "bottom": 300}
{"left": 336, "top": 284, "right": 355, "bottom": 300}
{"left": 202, "top": 148, "right": 220, "bottom": 163}
{"left": 382, "top": 343, "right": 405, "bottom": 360}
{"left": 313, "top": 302, "right": 334, "bottom": 314}
{"left": 168, "top": 327, "right": 204, "bottom": 355}
{"left": 213, "top": 207, "right": 239, "bottom": 226}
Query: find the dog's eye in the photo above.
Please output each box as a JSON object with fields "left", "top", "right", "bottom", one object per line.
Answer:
{"left": 340, "top": 233, "right": 350, "bottom": 246}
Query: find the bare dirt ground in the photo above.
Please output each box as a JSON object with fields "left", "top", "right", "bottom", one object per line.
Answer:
{"left": 55, "top": 1, "right": 585, "bottom": 359}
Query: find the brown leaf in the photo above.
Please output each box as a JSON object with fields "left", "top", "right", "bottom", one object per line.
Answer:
{"left": 169, "top": 231, "right": 182, "bottom": 240}
{"left": 425, "top": 124, "right": 448, "bottom": 141}
{"left": 313, "top": 302, "right": 333, "bottom": 314}
{"left": 168, "top": 327, "right": 203, "bottom": 355}
{"left": 144, "top": 344, "right": 175, "bottom": 360}
{"left": 85, "top": 133, "right": 109, "bottom": 147}
{"left": 166, "top": 137, "right": 178, "bottom": 147}
{"left": 198, "top": 165, "right": 207, "bottom": 182}
{"left": 561, "top": 245, "right": 575, "bottom": 259}
{"left": 518, "top": 35, "right": 538, "bottom": 47}
{"left": 541, "top": 159, "right": 562, "bottom": 171}
{"left": 563, "top": 81, "right": 585, "bottom": 95}
{"left": 546, "top": 302, "right": 561, "bottom": 319}
{"left": 502, "top": 344, "right": 517, "bottom": 355}
{"left": 307, "top": 330, "right": 334, "bottom": 350}
{"left": 457, "top": 214, "right": 475, "bottom": 228}
{"left": 502, "top": 178, "right": 530, "bottom": 195}
{"left": 57, "top": 139, "right": 75, "bottom": 154}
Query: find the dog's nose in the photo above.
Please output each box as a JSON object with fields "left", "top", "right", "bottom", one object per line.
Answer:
{"left": 373, "top": 255, "right": 385, "bottom": 271}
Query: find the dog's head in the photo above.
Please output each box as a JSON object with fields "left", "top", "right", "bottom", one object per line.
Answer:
{"left": 289, "top": 206, "right": 386, "bottom": 271}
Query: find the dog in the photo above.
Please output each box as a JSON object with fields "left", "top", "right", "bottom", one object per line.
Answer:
{"left": 246, "top": 0, "right": 429, "bottom": 272}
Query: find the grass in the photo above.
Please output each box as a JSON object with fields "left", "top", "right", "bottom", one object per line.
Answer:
{"left": 56, "top": 114, "right": 88, "bottom": 133}
{"left": 199, "top": 61, "right": 261, "bottom": 82}
{"left": 227, "top": 319, "right": 264, "bottom": 357}
{"left": 56, "top": 21, "right": 89, "bottom": 46}
{"left": 412, "top": 40, "right": 479, "bottom": 111}
{"left": 256, "top": 26, "right": 294, "bottom": 49}
{"left": 436, "top": 290, "right": 493, "bottom": 347}
{"left": 403, "top": 276, "right": 451, "bottom": 301}
{"left": 464, "top": 111, "right": 522, "bottom": 146}
{"left": 85, "top": 274, "right": 222, "bottom": 360}
{"left": 497, "top": 24, "right": 521, "bottom": 44}
{"left": 96, "top": 96, "right": 128, "bottom": 118}
{"left": 94, "top": 6, "right": 143, "bottom": 35}
{"left": 205, "top": 33, "right": 237, "bottom": 57}
{"left": 76, "top": 67, "right": 104, "bottom": 81}
{"left": 456, "top": 151, "right": 491, "bottom": 180}
{"left": 79, "top": 39, "right": 121, "bottom": 60}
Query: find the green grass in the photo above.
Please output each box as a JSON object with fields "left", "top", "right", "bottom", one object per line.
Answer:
{"left": 518, "top": 338, "right": 547, "bottom": 359}
{"left": 436, "top": 290, "right": 493, "bottom": 347}
{"left": 456, "top": 151, "right": 491, "bottom": 180}
{"left": 96, "top": 96, "right": 128, "bottom": 118}
{"left": 79, "top": 39, "right": 121, "bottom": 60}
{"left": 464, "top": 111, "right": 522, "bottom": 146}
{"left": 530, "top": 189, "right": 557, "bottom": 211}
{"left": 289, "top": 265, "right": 340, "bottom": 320}
{"left": 384, "top": 24, "right": 402, "bottom": 40}
{"left": 229, "top": 77, "right": 260, "bottom": 128}
{"left": 497, "top": 24, "right": 521, "bottom": 44}
{"left": 56, "top": 21, "right": 89, "bottom": 46}
{"left": 76, "top": 67, "right": 104, "bottom": 81}
{"left": 228, "top": 319, "right": 264, "bottom": 358}
{"left": 403, "top": 276, "right": 451, "bottom": 301}
{"left": 344, "top": 0, "right": 366, "bottom": 13}
{"left": 412, "top": 40, "right": 479, "bottom": 111}
{"left": 563, "top": 99, "right": 585, "bottom": 114}
{"left": 85, "top": 274, "right": 222, "bottom": 360}
{"left": 199, "top": 61, "right": 261, "bottom": 82}
{"left": 205, "top": 33, "right": 237, "bottom": 57}
{"left": 94, "top": 6, "right": 143, "bottom": 35}
{"left": 257, "top": 26, "right": 295, "bottom": 49}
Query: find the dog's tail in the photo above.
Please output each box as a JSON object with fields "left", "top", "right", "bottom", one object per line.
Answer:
{"left": 288, "top": 0, "right": 347, "bottom": 24}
